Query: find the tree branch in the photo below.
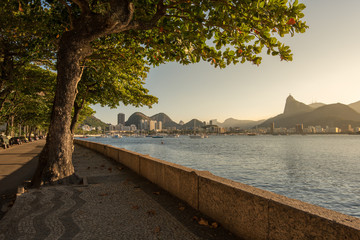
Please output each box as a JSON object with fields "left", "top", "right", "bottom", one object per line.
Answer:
{"left": 107, "top": 1, "right": 136, "bottom": 33}
{"left": 71, "top": 0, "right": 91, "bottom": 16}
{"left": 129, "top": 0, "right": 167, "bottom": 31}
{"left": 59, "top": 0, "right": 75, "bottom": 29}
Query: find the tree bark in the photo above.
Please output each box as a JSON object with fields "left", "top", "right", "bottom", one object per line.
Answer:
{"left": 32, "top": 32, "right": 92, "bottom": 186}
{"left": 70, "top": 101, "right": 82, "bottom": 135}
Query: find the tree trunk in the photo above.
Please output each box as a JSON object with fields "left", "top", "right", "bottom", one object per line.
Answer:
{"left": 32, "top": 32, "right": 92, "bottom": 186}
{"left": 28, "top": 126, "right": 33, "bottom": 140}
{"left": 70, "top": 101, "right": 83, "bottom": 135}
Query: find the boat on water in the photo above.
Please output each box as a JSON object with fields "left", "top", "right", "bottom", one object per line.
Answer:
{"left": 247, "top": 133, "right": 257, "bottom": 136}
{"left": 152, "top": 135, "right": 164, "bottom": 138}
{"left": 112, "top": 134, "right": 122, "bottom": 138}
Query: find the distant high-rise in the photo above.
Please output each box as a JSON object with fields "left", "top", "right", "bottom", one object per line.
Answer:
{"left": 117, "top": 113, "right": 125, "bottom": 125}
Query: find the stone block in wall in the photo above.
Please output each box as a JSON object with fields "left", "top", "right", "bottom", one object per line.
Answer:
{"left": 118, "top": 149, "right": 140, "bottom": 174}
{"left": 268, "top": 195, "right": 360, "bottom": 240}
{"left": 161, "top": 163, "right": 199, "bottom": 210}
{"left": 198, "top": 173, "right": 269, "bottom": 240}
{"left": 106, "top": 146, "right": 119, "bottom": 161}
{"left": 139, "top": 155, "right": 164, "bottom": 186}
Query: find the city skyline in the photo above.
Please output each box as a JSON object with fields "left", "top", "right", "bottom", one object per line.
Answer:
{"left": 92, "top": 0, "right": 360, "bottom": 125}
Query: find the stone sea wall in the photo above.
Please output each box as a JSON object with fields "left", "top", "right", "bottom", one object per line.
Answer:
{"left": 74, "top": 139, "right": 360, "bottom": 240}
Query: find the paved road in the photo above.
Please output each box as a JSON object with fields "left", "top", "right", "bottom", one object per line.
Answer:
{"left": 0, "top": 140, "right": 45, "bottom": 195}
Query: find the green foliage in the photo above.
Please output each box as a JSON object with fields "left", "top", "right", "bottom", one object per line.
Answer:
{"left": 79, "top": 35, "right": 159, "bottom": 109}
{"left": 122, "top": 0, "right": 308, "bottom": 67}
{"left": 0, "top": 0, "right": 58, "bottom": 130}
{"left": 0, "top": 64, "right": 56, "bottom": 131}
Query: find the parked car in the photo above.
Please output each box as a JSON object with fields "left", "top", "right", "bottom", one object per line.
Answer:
{"left": 20, "top": 136, "right": 29, "bottom": 143}
{"left": 0, "top": 135, "right": 10, "bottom": 149}
{"left": 10, "top": 137, "right": 22, "bottom": 145}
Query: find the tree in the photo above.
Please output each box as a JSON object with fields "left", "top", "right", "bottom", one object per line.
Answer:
{"left": 0, "top": 0, "right": 57, "bottom": 111}
{"left": 31, "top": 0, "right": 308, "bottom": 185}
{"left": 0, "top": 64, "right": 56, "bottom": 137}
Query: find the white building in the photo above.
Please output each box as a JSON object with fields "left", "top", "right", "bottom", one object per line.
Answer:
{"left": 140, "top": 119, "right": 149, "bottom": 130}
{"left": 157, "top": 121, "right": 162, "bottom": 131}
{"left": 130, "top": 124, "right": 137, "bottom": 131}
{"left": 81, "top": 125, "right": 91, "bottom": 131}
{"left": 149, "top": 120, "right": 157, "bottom": 131}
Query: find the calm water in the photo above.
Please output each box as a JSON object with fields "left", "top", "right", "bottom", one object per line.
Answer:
{"left": 84, "top": 135, "right": 360, "bottom": 217}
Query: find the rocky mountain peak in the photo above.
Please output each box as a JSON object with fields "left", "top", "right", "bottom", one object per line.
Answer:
{"left": 283, "top": 94, "right": 312, "bottom": 115}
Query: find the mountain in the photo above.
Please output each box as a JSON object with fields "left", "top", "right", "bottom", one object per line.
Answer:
{"left": 283, "top": 95, "right": 313, "bottom": 115}
{"left": 218, "top": 118, "right": 265, "bottom": 129}
{"left": 125, "top": 112, "right": 150, "bottom": 127}
{"left": 82, "top": 115, "right": 109, "bottom": 129}
{"left": 349, "top": 100, "right": 360, "bottom": 113}
{"left": 259, "top": 102, "right": 360, "bottom": 129}
{"left": 125, "top": 112, "right": 180, "bottom": 129}
{"left": 309, "top": 102, "right": 326, "bottom": 109}
{"left": 150, "top": 113, "right": 180, "bottom": 129}
{"left": 182, "top": 119, "right": 205, "bottom": 129}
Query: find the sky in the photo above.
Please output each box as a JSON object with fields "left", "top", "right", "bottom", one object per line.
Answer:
{"left": 92, "top": 0, "right": 360, "bottom": 125}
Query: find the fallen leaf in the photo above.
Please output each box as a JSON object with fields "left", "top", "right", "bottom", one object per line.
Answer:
{"left": 98, "top": 193, "right": 108, "bottom": 197}
{"left": 152, "top": 191, "right": 160, "bottom": 195}
{"left": 154, "top": 226, "right": 161, "bottom": 234}
{"left": 192, "top": 216, "right": 199, "bottom": 221}
{"left": 179, "top": 206, "right": 185, "bottom": 211}
{"left": 147, "top": 210, "right": 156, "bottom": 216}
{"left": 211, "top": 222, "right": 219, "bottom": 229}
{"left": 198, "top": 218, "right": 209, "bottom": 226}
{"left": 131, "top": 205, "right": 139, "bottom": 210}
{"left": 117, "top": 167, "right": 123, "bottom": 171}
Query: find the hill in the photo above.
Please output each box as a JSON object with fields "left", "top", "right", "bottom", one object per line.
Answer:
{"left": 259, "top": 102, "right": 360, "bottom": 129}
{"left": 182, "top": 119, "right": 205, "bottom": 129}
{"left": 82, "top": 115, "right": 109, "bottom": 130}
{"left": 150, "top": 113, "right": 180, "bottom": 129}
{"left": 125, "top": 112, "right": 266, "bottom": 130}
{"left": 125, "top": 112, "right": 150, "bottom": 127}
{"left": 349, "top": 100, "right": 360, "bottom": 113}
{"left": 309, "top": 102, "right": 326, "bottom": 109}
{"left": 219, "top": 118, "right": 264, "bottom": 129}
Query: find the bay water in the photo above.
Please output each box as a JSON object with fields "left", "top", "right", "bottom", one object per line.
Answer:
{"left": 84, "top": 135, "right": 360, "bottom": 217}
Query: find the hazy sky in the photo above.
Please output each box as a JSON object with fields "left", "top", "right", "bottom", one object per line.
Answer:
{"left": 93, "top": 0, "right": 360, "bottom": 125}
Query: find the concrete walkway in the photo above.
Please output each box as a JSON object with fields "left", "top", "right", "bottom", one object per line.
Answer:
{"left": 0, "top": 144, "right": 241, "bottom": 240}
{"left": 0, "top": 140, "right": 45, "bottom": 195}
